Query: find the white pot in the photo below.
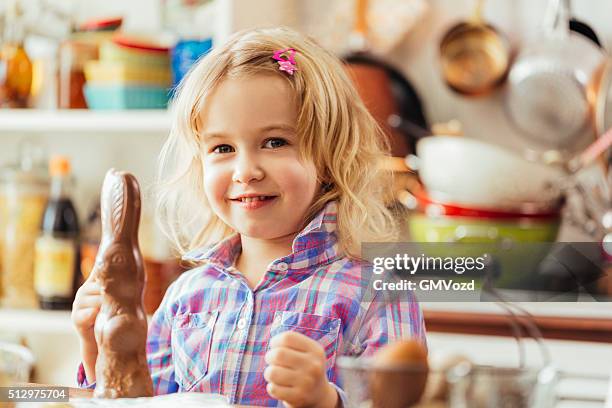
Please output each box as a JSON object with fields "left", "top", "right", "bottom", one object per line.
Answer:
{"left": 414, "top": 136, "right": 564, "bottom": 210}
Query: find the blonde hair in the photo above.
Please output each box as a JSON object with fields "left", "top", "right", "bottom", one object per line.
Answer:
{"left": 156, "top": 26, "right": 397, "bottom": 260}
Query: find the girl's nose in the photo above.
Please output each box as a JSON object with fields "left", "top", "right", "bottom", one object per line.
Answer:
{"left": 231, "top": 154, "right": 264, "bottom": 184}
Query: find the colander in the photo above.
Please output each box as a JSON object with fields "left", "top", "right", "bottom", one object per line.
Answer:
{"left": 505, "top": 0, "right": 605, "bottom": 153}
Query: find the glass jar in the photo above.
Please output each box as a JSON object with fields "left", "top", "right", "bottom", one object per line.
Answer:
{"left": 0, "top": 146, "right": 49, "bottom": 309}
{"left": 57, "top": 39, "right": 98, "bottom": 109}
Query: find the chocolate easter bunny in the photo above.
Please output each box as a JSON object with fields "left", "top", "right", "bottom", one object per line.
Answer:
{"left": 92, "top": 169, "right": 153, "bottom": 398}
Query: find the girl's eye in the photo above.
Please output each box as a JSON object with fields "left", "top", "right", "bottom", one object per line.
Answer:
{"left": 212, "top": 144, "right": 234, "bottom": 154}
{"left": 263, "top": 138, "right": 288, "bottom": 149}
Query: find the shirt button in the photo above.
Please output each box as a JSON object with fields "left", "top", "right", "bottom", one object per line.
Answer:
{"left": 273, "top": 315, "right": 282, "bottom": 326}
{"left": 276, "top": 262, "right": 289, "bottom": 271}
{"left": 237, "top": 318, "right": 247, "bottom": 330}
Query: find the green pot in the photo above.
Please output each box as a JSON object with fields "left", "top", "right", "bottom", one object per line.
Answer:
{"left": 408, "top": 214, "right": 560, "bottom": 243}
{"left": 407, "top": 214, "right": 561, "bottom": 290}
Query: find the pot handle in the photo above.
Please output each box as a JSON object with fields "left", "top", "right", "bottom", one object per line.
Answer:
{"left": 388, "top": 114, "right": 432, "bottom": 140}
{"left": 470, "top": 0, "right": 485, "bottom": 24}
{"left": 544, "top": 0, "right": 571, "bottom": 37}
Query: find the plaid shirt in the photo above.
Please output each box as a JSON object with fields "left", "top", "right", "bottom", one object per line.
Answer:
{"left": 78, "top": 201, "right": 426, "bottom": 406}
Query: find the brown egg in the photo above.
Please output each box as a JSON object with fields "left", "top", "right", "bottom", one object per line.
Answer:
{"left": 369, "top": 340, "right": 429, "bottom": 408}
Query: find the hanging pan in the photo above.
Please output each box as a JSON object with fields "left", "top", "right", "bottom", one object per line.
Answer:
{"left": 439, "top": 0, "right": 511, "bottom": 96}
{"left": 343, "top": 0, "right": 428, "bottom": 156}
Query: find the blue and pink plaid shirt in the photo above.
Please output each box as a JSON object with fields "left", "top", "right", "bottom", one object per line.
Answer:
{"left": 78, "top": 201, "right": 426, "bottom": 406}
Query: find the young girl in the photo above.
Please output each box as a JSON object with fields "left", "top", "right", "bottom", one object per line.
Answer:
{"left": 72, "top": 27, "right": 426, "bottom": 407}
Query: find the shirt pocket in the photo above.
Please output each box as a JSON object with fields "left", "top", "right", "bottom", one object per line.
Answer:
{"left": 171, "top": 310, "right": 219, "bottom": 391}
{"left": 269, "top": 311, "right": 342, "bottom": 372}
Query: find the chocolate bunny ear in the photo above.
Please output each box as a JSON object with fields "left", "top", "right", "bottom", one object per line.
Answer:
{"left": 100, "top": 169, "right": 141, "bottom": 242}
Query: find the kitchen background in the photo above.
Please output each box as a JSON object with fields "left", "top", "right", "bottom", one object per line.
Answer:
{"left": 0, "top": 0, "right": 611, "bottom": 406}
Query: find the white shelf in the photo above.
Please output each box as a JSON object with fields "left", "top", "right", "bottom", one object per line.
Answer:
{"left": 0, "top": 308, "right": 74, "bottom": 334}
{"left": 0, "top": 307, "right": 153, "bottom": 335}
{"left": 0, "top": 110, "right": 172, "bottom": 134}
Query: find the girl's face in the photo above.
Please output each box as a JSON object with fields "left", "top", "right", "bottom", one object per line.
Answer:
{"left": 200, "top": 74, "right": 319, "bottom": 240}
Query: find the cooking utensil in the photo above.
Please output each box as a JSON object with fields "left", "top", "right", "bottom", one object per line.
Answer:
{"left": 592, "top": 56, "right": 612, "bottom": 168}
{"left": 439, "top": 0, "right": 511, "bottom": 96}
{"left": 401, "top": 184, "right": 562, "bottom": 220}
{"left": 542, "top": 128, "right": 612, "bottom": 240}
{"left": 344, "top": 0, "right": 428, "bottom": 156}
{"left": 337, "top": 356, "right": 429, "bottom": 408}
{"left": 388, "top": 115, "right": 464, "bottom": 142}
{"left": 408, "top": 213, "right": 561, "bottom": 244}
{"left": 569, "top": 18, "right": 601, "bottom": 47}
{"left": 387, "top": 113, "right": 432, "bottom": 140}
{"left": 567, "top": 125, "right": 612, "bottom": 172}
{"left": 408, "top": 213, "right": 562, "bottom": 295}
{"left": 505, "top": 0, "right": 605, "bottom": 153}
{"left": 593, "top": 58, "right": 612, "bottom": 139}
{"left": 413, "top": 136, "right": 564, "bottom": 210}
{"left": 554, "top": 0, "right": 602, "bottom": 49}
{"left": 447, "top": 364, "right": 557, "bottom": 408}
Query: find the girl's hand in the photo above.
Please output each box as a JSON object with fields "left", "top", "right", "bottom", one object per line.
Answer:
{"left": 71, "top": 276, "right": 102, "bottom": 383}
{"left": 265, "top": 331, "right": 340, "bottom": 408}
{"left": 71, "top": 277, "right": 102, "bottom": 343}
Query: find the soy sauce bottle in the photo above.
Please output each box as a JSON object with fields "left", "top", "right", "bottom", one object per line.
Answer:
{"left": 34, "top": 156, "right": 81, "bottom": 310}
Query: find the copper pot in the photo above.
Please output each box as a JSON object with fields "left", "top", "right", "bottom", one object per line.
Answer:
{"left": 344, "top": 0, "right": 427, "bottom": 157}
{"left": 439, "top": 0, "right": 511, "bottom": 96}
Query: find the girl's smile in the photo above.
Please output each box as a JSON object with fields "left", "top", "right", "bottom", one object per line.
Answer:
{"left": 229, "top": 193, "right": 279, "bottom": 210}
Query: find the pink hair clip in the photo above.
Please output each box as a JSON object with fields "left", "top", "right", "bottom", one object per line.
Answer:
{"left": 272, "top": 48, "right": 298, "bottom": 75}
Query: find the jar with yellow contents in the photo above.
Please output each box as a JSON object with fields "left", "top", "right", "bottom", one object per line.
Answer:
{"left": 0, "top": 152, "right": 49, "bottom": 309}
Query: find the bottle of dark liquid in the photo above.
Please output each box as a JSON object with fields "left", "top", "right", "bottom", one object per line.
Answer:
{"left": 34, "top": 156, "right": 81, "bottom": 310}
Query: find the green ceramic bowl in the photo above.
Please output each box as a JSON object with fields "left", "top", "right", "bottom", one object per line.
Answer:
{"left": 407, "top": 214, "right": 561, "bottom": 289}
{"left": 408, "top": 213, "right": 560, "bottom": 243}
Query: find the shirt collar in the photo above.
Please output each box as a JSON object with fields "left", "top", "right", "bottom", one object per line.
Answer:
{"left": 182, "top": 201, "right": 340, "bottom": 271}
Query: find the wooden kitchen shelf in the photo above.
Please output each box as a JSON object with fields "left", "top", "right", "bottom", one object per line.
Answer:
{"left": 423, "top": 302, "right": 612, "bottom": 343}
{"left": 0, "top": 109, "right": 171, "bottom": 134}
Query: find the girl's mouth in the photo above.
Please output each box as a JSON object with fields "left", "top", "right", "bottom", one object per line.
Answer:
{"left": 230, "top": 195, "right": 277, "bottom": 210}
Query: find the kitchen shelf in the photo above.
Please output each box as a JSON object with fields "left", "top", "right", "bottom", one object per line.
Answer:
{"left": 0, "top": 109, "right": 172, "bottom": 134}
{"left": 0, "top": 307, "right": 153, "bottom": 335}
{"left": 423, "top": 302, "right": 612, "bottom": 343}
{"left": 0, "top": 308, "right": 74, "bottom": 334}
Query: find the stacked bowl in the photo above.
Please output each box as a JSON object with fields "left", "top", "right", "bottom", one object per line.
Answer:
{"left": 406, "top": 136, "right": 565, "bottom": 244}
{"left": 402, "top": 136, "right": 566, "bottom": 291}
{"left": 84, "top": 34, "right": 172, "bottom": 109}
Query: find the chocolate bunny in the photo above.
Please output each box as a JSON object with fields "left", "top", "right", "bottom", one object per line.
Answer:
{"left": 92, "top": 169, "right": 153, "bottom": 398}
